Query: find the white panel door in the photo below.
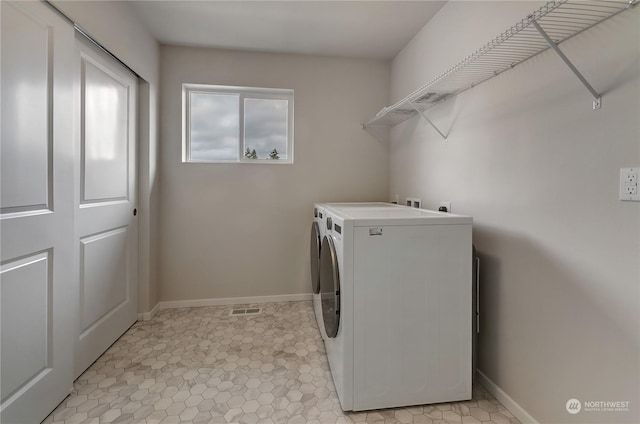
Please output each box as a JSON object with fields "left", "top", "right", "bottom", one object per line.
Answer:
{"left": 0, "top": 2, "right": 77, "bottom": 423}
{"left": 75, "top": 35, "right": 138, "bottom": 377}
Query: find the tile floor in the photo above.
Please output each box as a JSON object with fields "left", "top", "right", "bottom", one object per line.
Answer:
{"left": 43, "top": 301, "right": 521, "bottom": 424}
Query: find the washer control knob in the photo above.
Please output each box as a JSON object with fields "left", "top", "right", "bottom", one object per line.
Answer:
{"left": 326, "top": 217, "right": 333, "bottom": 230}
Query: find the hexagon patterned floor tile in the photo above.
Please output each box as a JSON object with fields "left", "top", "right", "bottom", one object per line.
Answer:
{"left": 42, "top": 301, "right": 521, "bottom": 424}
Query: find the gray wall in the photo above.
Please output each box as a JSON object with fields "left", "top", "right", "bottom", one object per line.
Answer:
{"left": 50, "top": 0, "right": 160, "bottom": 315}
{"left": 389, "top": 2, "right": 639, "bottom": 423}
{"left": 159, "top": 46, "right": 389, "bottom": 302}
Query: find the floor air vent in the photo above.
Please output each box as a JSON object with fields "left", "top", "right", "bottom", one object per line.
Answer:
{"left": 229, "top": 307, "right": 262, "bottom": 316}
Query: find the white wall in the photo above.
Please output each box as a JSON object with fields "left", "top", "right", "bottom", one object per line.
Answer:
{"left": 51, "top": 0, "right": 160, "bottom": 314}
{"left": 159, "top": 46, "right": 389, "bottom": 302}
{"left": 390, "top": 2, "right": 639, "bottom": 423}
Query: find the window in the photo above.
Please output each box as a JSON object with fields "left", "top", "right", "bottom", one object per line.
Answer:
{"left": 183, "top": 84, "right": 294, "bottom": 163}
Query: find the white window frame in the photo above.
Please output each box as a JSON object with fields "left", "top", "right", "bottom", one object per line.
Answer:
{"left": 182, "top": 83, "right": 294, "bottom": 164}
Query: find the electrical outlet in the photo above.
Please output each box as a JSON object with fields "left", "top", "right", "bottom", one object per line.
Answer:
{"left": 620, "top": 168, "right": 640, "bottom": 201}
{"left": 439, "top": 201, "right": 451, "bottom": 213}
{"left": 405, "top": 197, "right": 422, "bottom": 208}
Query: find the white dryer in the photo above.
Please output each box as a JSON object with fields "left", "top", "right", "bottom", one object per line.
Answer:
{"left": 310, "top": 204, "right": 328, "bottom": 340}
{"left": 311, "top": 202, "right": 397, "bottom": 340}
{"left": 320, "top": 204, "right": 473, "bottom": 411}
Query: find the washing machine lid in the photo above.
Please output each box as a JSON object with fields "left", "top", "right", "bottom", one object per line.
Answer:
{"left": 320, "top": 235, "right": 340, "bottom": 338}
{"left": 310, "top": 222, "right": 321, "bottom": 294}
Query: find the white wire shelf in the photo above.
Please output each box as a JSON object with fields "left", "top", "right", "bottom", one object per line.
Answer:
{"left": 363, "top": 0, "right": 638, "bottom": 133}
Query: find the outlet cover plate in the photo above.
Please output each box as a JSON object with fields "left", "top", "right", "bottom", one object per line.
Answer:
{"left": 620, "top": 168, "right": 639, "bottom": 201}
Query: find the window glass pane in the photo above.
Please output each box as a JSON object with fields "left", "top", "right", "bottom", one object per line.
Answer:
{"left": 243, "top": 98, "right": 288, "bottom": 160}
{"left": 189, "top": 92, "right": 239, "bottom": 161}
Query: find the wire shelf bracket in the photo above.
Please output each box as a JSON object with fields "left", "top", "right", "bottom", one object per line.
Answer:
{"left": 531, "top": 19, "right": 601, "bottom": 109}
{"left": 363, "top": 0, "right": 638, "bottom": 138}
{"left": 409, "top": 100, "right": 448, "bottom": 140}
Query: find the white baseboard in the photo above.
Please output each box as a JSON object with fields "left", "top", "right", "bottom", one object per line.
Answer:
{"left": 477, "top": 370, "right": 539, "bottom": 424}
{"left": 137, "top": 302, "right": 159, "bottom": 321}
{"left": 158, "top": 293, "right": 313, "bottom": 310}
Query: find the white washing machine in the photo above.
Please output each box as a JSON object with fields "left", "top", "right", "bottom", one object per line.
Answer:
{"left": 319, "top": 204, "right": 473, "bottom": 411}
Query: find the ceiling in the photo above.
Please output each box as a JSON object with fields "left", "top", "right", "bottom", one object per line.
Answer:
{"left": 129, "top": 1, "right": 446, "bottom": 60}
